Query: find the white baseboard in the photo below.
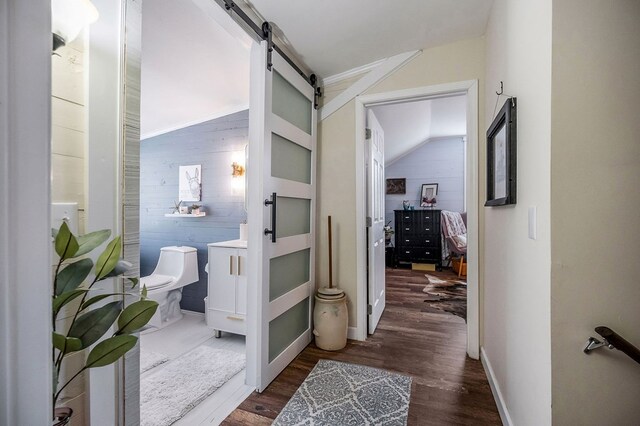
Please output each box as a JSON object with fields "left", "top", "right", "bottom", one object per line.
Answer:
{"left": 347, "top": 326, "right": 363, "bottom": 341}
{"left": 480, "top": 347, "right": 513, "bottom": 426}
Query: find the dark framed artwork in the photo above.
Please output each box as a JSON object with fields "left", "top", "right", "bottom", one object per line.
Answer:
{"left": 420, "top": 183, "right": 438, "bottom": 207}
{"left": 486, "top": 98, "right": 517, "bottom": 206}
{"left": 386, "top": 178, "right": 406, "bottom": 194}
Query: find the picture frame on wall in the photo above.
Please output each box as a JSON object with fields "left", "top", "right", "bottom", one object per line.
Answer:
{"left": 420, "top": 183, "right": 438, "bottom": 207}
{"left": 386, "top": 178, "right": 406, "bottom": 194}
{"left": 486, "top": 98, "right": 517, "bottom": 206}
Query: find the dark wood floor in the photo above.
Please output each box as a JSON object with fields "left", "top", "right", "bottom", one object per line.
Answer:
{"left": 223, "top": 268, "right": 500, "bottom": 425}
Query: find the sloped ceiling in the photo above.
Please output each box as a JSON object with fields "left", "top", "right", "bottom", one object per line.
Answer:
{"left": 371, "top": 95, "right": 467, "bottom": 165}
{"left": 141, "top": 0, "right": 251, "bottom": 139}
{"left": 246, "top": 0, "right": 493, "bottom": 77}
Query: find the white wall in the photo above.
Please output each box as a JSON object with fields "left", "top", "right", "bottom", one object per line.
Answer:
{"left": 317, "top": 37, "right": 485, "bottom": 327}
{"left": 550, "top": 1, "right": 640, "bottom": 424}
{"left": 482, "top": 0, "right": 552, "bottom": 424}
{"left": 385, "top": 137, "right": 465, "bottom": 228}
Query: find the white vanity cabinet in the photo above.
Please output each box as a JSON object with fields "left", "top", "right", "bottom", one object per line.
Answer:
{"left": 207, "top": 240, "right": 247, "bottom": 337}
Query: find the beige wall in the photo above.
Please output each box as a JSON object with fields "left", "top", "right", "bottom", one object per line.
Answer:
{"left": 483, "top": 0, "right": 553, "bottom": 424}
{"left": 550, "top": 0, "right": 640, "bottom": 424}
{"left": 317, "top": 37, "right": 485, "bottom": 327}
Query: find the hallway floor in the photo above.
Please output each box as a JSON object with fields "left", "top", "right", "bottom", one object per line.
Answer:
{"left": 223, "top": 268, "right": 501, "bottom": 425}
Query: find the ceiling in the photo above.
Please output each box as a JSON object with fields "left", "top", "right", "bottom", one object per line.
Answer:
{"left": 371, "top": 95, "right": 467, "bottom": 165}
{"left": 246, "top": 0, "right": 494, "bottom": 78}
{"left": 141, "top": 0, "right": 251, "bottom": 139}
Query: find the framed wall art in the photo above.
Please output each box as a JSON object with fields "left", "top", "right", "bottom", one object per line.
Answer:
{"left": 420, "top": 183, "right": 438, "bottom": 207}
{"left": 386, "top": 178, "right": 406, "bottom": 194}
{"left": 486, "top": 98, "right": 517, "bottom": 206}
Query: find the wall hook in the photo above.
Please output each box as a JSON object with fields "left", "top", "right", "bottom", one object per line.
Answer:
{"left": 496, "top": 81, "right": 504, "bottom": 96}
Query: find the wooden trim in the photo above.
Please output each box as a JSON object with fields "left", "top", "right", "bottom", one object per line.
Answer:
{"left": 481, "top": 347, "right": 514, "bottom": 426}
{"left": 321, "top": 57, "right": 387, "bottom": 86}
{"left": 320, "top": 50, "right": 421, "bottom": 122}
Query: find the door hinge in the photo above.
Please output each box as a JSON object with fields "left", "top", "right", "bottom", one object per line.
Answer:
{"left": 366, "top": 216, "right": 372, "bottom": 227}
{"left": 365, "top": 128, "right": 372, "bottom": 139}
{"left": 367, "top": 304, "right": 373, "bottom": 315}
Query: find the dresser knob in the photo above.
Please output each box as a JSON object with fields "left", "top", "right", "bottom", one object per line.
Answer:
{"left": 425, "top": 228, "right": 430, "bottom": 231}
{"left": 405, "top": 239, "right": 410, "bottom": 242}
{"left": 425, "top": 240, "right": 430, "bottom": 243}
{"left": 405, "top": 251, "right": 410, "bottom": 254}
{"left": 405, "top": 228, "right": 410, "bottom": 231}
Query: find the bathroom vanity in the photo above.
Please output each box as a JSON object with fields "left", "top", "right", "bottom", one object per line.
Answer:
{"left": 206, "top": 239, "right": 247, "bottom": 337}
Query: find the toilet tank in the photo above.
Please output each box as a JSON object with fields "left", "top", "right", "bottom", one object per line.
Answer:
{"left": 154, "top": 246, "right": 199, "bottom": 285}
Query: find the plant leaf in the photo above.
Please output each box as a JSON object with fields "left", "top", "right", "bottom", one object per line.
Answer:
{"left": 68, "top": 301, "right": 123, "bottom": 348}
{"left": 85, "top": 335, "right": 137, "bottom": 368}
{"left": 128, "top": 277, "right": 139, "bottom": 289}
{"left": 116, "top": 300, "right": 158, "bottom": 335}
{"left": 55, "top": 222, "right": 79, "bottom": 260}
{"left": 52, "top": 332, "right": 82, "bottom": 354}
{"left": 56, "top": 258, "right": 93, "bottom": 296}
{"left": 104, "top": 260, "right": 133, "bottom": 278}
{"left": 140, "top": 284, "right": 147, "bottom": 299}
{"left": 75, "top": 229, "right": 111, "bottom": 257}
{"left": 94, "top": 236, "right": 122, "bottom": 280}
{"left": 53, "top": 289, "right": 88, "bottom": 315}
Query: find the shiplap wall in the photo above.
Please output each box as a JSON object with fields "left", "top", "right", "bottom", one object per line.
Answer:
{"left": 52, "top": 35, "right": 86, "bottom": 233}
{"left": 140, "top": 110, "right": 248, "bottom": 312}
{"left": 385, "top": 137, "right": 465, "bottom": 228}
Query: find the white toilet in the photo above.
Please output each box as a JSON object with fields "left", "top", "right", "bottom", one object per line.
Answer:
{"left": 141, "top": 246, "right": 199, "bottom": 331}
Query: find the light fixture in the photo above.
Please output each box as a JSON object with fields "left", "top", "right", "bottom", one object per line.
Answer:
{"left": 51, "top": 0, "right": 99, "bottom": 51}
{"left": 231, "top": 162, "right": 245, "bottom": 178}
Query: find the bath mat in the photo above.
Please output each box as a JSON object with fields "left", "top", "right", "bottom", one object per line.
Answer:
{"left": 140, "top": 346, "right": 245, "bottom": 426}
{"left": 273, "top": 360, "right": 412, "bottom": 426}
{"left": 140, "top": 350, "right": 169, "bottom": 374}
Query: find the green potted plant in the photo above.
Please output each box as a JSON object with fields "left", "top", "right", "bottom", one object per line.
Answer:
{"left": 51, "top": 222, "right": 158, "bottom": 425}
{"left": 190, "top": 204, "right": 202, "bottom": 215}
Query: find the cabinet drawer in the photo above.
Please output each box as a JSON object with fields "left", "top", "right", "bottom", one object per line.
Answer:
{"left": 398, "top": 248, "right": 435, "bottom": 258}
{"left": 206, "top": 309, "right": 246, "bottom": 336}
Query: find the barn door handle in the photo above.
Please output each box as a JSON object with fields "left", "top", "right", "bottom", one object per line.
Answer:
{"left": 264, "top": 192, "right": 277, "bottom": 243}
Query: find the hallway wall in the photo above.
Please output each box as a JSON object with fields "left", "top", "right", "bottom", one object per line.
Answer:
{"left": 483, "top": 0, "right": 552, "bottom": 424}
{"left": 550, "top": 0, "right": 640, "bottom": 423}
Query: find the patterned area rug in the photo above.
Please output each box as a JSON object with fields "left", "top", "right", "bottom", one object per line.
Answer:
{"left": 423, "top": 273, "right": 467, "bottom": 321}
{"left": 140, "top": 350, "right": 169, "bottom": 374}
{"left": 273, "top": 360, "right": 412, "bottom": 426}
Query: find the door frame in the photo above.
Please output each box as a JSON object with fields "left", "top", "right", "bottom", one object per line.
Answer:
{"left": 354, "top": 80, "right": 480, "bottom": 359}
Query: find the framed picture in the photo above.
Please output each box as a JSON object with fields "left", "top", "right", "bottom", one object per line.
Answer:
{"left": 420, "top": 183, "right": 438, "bottom": 207}
{"left": 486, "top": 98, "right": 517, "bottom": 206}
{"left": 179, "top": 164, "right": 202, "bottom": 202}
{"left": 386, "top": 178, "right": 406, "bottom": 194}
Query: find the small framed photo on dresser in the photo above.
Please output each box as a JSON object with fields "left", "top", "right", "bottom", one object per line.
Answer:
{"left": 420, "top": 183, "right": 438, "bottom": 207}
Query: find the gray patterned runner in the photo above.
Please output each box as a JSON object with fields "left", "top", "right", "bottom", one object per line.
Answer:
{"left": 273, "top": 360, "right": 412, "bottom": 425}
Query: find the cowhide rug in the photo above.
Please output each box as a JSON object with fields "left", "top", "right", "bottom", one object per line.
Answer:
{"left": 423, "top": 274, "right": 467, "bottom": 322}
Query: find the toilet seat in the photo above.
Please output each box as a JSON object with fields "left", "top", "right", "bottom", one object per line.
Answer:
{"left": 141, "top": 274, "right": 174, "bottom": 290}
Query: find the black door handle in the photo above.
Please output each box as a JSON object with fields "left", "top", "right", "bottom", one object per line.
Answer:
{"left": 264, "top": 192, "right": 277, "bottom": 243}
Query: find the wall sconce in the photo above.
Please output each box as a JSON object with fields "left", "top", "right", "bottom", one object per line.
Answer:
{"left": 231, "top": 162, "right": 245, "bottom": 178}
{"left": 51, "top": 0, "right": 99, "bottom": 51}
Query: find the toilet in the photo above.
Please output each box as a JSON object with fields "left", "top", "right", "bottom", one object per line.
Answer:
{"left": 141, "top": 246, "right": 199, "bottom": 331}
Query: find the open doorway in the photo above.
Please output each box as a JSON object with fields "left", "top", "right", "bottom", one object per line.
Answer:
{"left": 355, "top": 81, "right": 480, "bottom": 358}
{"left": 136, "top": 0, "right": 253, "bottom": 424}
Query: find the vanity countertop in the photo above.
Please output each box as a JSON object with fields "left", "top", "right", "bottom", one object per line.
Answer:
{"left": 208, "top": 239, "right": 247, "bottom": 249}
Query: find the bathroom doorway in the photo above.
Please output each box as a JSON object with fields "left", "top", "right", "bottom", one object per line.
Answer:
{"left": 136, "top": 0, "right": 253, "bottom": 424}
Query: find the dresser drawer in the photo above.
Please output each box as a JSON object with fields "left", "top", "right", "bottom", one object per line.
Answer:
{"left": 397, "top": 247, "right": 438, "bottom": 259}
{"left": 399, "top": 236, "right": 438, "bottom": 248}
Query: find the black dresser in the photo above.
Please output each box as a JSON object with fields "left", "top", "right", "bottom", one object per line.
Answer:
{"left": 394, "top": 210, "right": 442, "bottom": 269}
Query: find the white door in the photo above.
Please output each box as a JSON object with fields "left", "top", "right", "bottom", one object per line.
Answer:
{"left": 366, "top": 109, "right": 386, "bottom": 333}
{"left": 248, "top": 41, "right": 316, "bottom": 392}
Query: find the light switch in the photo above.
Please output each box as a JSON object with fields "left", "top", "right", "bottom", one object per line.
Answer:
{"left": 528, "top": 206, "right": 537, "bottom": 240}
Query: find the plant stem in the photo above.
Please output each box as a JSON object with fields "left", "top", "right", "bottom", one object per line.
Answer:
{"left": 53, "top": 366, "right": 87, "bottom": 407}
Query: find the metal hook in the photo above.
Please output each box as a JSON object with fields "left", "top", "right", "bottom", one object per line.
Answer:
{"left": 496, "top": 81, "right": 504, "bottom": 96}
